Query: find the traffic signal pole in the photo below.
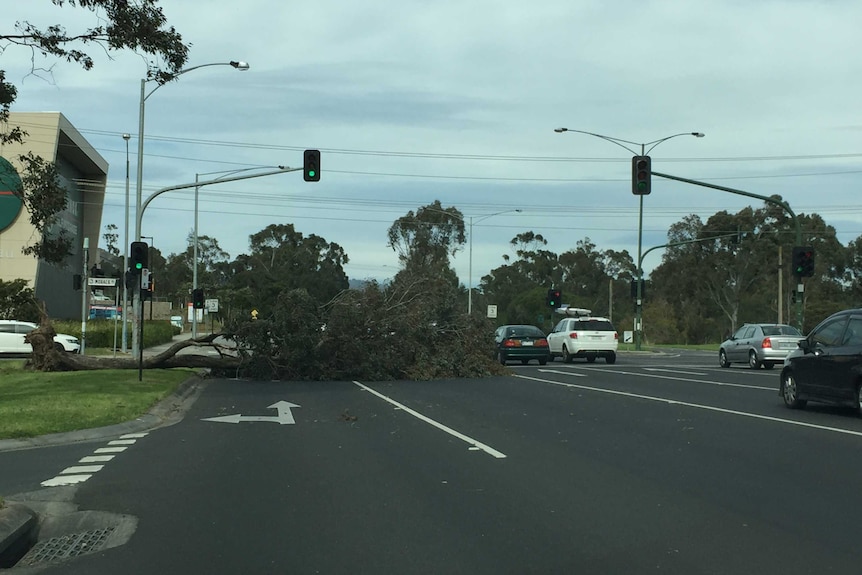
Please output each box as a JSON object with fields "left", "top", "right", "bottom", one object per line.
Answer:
{"left": 652, "top": 171, "right": 804, "bottom": 330}
{"left": 131, "top": 166, "right": 297, "bottom": 357}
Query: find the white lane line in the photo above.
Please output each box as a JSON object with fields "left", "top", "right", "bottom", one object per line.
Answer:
{"left": 108, "top": 439, "right": 137, "bottom": 446}
{"left": 80, "top": 455, "right": 115, "bottom": 463}
{"left": 94, "top": 446, "right": 128, "bottom": 454}
{"left": 354, "top": 381, "right": 507, "bottom": 459}
{"left": 120, "top": 433, "right": 148, "bottom": 439}
{"left": 60, "top": 465, "right": 104, "bottom": 475}
{"left": 41, "top": 475, "right": 91, "bottom": 487}
{"left": 516, "top": 374, "right": 862, "bottom": 438}
{"left": 572, "top": 365, "right": 774, "bottom": 391}
{"left": 538, "top": 368, "right": 588, "bottom": 377}
{"left": 644, "top": 367, "right": 708, "bottom": 376}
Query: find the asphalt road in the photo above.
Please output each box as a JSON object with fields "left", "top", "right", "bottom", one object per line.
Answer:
{"left": 5, "top": 349, "right": 862, "bottom": 573}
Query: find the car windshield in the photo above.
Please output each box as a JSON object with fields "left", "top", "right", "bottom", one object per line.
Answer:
{"left": 762, "top": 325, "right": 802, "bottom": 337}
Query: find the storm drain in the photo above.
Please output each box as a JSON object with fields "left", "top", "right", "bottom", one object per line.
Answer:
{"left": 17, "top": 527, "right": 116, "bottom": 567}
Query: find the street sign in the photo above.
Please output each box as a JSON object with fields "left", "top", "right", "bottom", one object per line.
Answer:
{"left": 487, "top": 305, "right": 498, "bottom": 318}
{"left": 88, "top": 277, "right": 117, "bottom": 287}
{"left": 205, "top": 298, "right": 219, "bottom": 313}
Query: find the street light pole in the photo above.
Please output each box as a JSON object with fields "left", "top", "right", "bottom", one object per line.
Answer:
{"left": 554, "top": 128, "right": 704, "bottom": 350}
{"left": 122, "top": 133, "right": 131, "bottom": 353}
{"left": 467, "top": 210, "right": 521, "bottom": 315}
{"left": 422, "top": 206, "right": 522, "bottom": 314}
{"left": 131, "top": 60, "right": 249, "bottom": 357}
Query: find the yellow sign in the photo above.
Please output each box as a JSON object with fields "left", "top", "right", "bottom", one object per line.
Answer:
{"left": 251, "top": 309, "right": 258, "bottom": 320}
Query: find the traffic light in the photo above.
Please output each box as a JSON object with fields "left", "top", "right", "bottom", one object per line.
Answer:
{"left": 632, "top": 155, "right": 651, "bottom": 195}
{"left": 791, "top": 246, "right": 815, "bottom": 277}
{"left": 192, "top": 288, "right": 205, "bottom": 310}
{"left": 303, "top": 149, "right": 321, "bottom": 182}
{"left": 130, "top": 241, "right": 148, "bottom": 272}
{"left": 546, "top": 288, "right": 562, "bottom": 308}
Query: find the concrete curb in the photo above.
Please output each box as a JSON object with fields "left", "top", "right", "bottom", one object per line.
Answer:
{"left": 0, "top": 503, "right": 37, "bottom": 568}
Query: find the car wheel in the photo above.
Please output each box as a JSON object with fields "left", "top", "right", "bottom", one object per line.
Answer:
{"left": 498, "top": 352, "right": 507, "bottom": 365}
{"left": 856, "top": 383, "right": 862, "bottom": 414}
{"left": 562, "top": 346, "right": 573, "bottom": 364}
{"left": 53, "top": 342, "right": 65, "bottom": 353}
{"left": 586, "top": 355, "right": 596, "bottom": 363}
{"left": 718, "top": 349, "right": 730, "bottom": 368}
{"left": 782, "top": 372, "right": 806, "bottom": 409}
{"left": 748, "top": 350, "right": 762, "bottom": 369}
{"left": 539, "top": 358, "right": 548, "bottom": 366}
{"left": 606, "top": 352, "right": 616, "bottom": 364}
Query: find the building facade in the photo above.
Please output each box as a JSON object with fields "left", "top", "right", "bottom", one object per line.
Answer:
{"left": 0, "top": 112, "right": 108, "bottom": 319}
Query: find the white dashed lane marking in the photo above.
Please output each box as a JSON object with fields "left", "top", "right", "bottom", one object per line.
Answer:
{"left": 40, "top": 432, "right": 148, "bottom": 487}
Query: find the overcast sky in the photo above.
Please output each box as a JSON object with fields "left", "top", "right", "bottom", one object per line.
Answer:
{"left": 4, "top": 0, "right": 862, "bottom": 288}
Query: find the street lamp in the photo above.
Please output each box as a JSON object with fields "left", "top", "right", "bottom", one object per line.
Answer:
{"left": 422, "top": 206, "right": 522, "bottom": 314}
{"left": 466, "top": 210, "right": 522, "bottom": 315}
{"left": 554, "top": 128, "right": 704, "bottom": 350}
{"left": 121, "top": 133, "right": 131, "bottom": 353}
{"left": 131, "top": 59, "right": 249, "bottom": 356}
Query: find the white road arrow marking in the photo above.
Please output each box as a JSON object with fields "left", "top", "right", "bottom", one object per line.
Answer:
{"left": 202, "top": 401, "right": 300, "bottom": 425}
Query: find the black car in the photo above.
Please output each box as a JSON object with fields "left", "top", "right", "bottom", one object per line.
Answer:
{"left": 494, "top": 324, "right": 550, "bottom": 365}
{"left": 780, "top": 308, "right": 862, "bottom": 411}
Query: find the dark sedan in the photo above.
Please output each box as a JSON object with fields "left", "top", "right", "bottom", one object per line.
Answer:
{"left": 780, "top": 308, "right": 862, "bottom": 412}
{"left": 494, "top": 324, "right": 550, "bottom": 366}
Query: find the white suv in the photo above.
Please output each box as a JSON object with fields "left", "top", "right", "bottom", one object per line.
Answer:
{"left": 547, "top": 308, "right": 618, "bottom": 364}
{"left": 0, "top": 320, "right": 80, "bottom": 354}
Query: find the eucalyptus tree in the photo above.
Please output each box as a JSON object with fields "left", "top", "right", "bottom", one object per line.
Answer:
{"left": 387, "top": 200, "right": 466, "bottom": 273}
{"left": 2, "top": 1, "right": 189, "bottom": 263}
{"left": 226, "top": 224, "right": 349, "bottom": 315}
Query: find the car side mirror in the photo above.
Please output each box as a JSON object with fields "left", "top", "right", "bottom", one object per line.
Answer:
{"left": 798, "top": 338, "right": 811, "bottom": 353}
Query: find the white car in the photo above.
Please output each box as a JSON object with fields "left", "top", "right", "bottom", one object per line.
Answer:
{"left": 0, "top": 320, "right": 80, "bottom": 354}
{"left": 547, "top": 308, "right": 618, "bottom": 364}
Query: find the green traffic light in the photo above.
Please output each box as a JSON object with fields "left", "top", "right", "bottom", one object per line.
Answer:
{"left": 135, "top": 263, "right": 142, "bottom": 269}
{"left": 308, "top": 170, "right": 316, "bottom": 178}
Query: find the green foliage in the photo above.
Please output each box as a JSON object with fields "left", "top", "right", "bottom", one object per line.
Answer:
{"left": 0, "top": 278, "right": 39, "bottom": 320}
{"left": 16, "top": 152, "right": 73, "bottom": 264}
{"left": 224, "top": 277, "right": 506, "bottom": 382}
{"left": 53, "top": 319, "right": 176, "bottom": 349}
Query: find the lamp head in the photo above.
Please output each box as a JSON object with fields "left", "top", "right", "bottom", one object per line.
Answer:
{"left": 554, "top": 128, "right": 567, "bottom": 133}
{"left": 231, "top": 61, "right": 250, "bottom": 71}
{"left": 692, "top": 132, "right": 705, "bottom": 137}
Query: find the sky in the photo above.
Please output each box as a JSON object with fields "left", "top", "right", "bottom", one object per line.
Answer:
{"left": 3, "top": 0, "right": 862, "bottom": 289}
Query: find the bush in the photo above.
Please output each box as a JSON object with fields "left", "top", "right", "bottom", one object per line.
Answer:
{"left": 53, "top": 319, "right": 176, "bottom": 349}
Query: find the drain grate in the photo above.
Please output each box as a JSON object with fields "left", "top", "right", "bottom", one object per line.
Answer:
{"left": 17, "top": 527, "right": 116, "bottom": 566}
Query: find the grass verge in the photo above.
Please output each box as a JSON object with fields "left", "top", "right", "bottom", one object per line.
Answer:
{"left": 0, "top": 361, "right": 197, "bottom": 440}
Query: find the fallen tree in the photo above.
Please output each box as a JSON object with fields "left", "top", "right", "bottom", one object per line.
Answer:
{"left": 26, "top": 321, "right": 245, "bottom": 372}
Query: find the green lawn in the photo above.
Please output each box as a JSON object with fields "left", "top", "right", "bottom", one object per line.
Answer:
{"left": 0, "top": 361, "right": 197, "bottom": 440}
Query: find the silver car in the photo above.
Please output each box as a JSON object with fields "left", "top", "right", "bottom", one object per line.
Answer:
{"left": 719, "top": 323, "right": 803, "bottom": 369}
